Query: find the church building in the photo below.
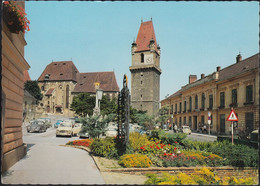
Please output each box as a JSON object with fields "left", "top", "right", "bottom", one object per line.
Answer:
{"left": 129, "top": 20, "right": 162, "bottom": 116}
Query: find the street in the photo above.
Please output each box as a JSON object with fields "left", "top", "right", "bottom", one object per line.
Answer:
{"left": 2, "top": 116, "right": 105, "bottom": 184}
{"left": 165, "top": 130, "right": 217, "bottom": 142}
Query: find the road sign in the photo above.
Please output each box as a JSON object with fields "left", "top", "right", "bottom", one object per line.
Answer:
{"left": 227, "top": 110, "right": 238, "bottom": 121}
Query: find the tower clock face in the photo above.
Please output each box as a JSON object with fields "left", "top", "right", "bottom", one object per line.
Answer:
{"left": 144, "top": 54, "right": 153, "bottom": 64}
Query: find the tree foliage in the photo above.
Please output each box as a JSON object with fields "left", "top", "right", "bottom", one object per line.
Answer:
{"left": 24, "top": 80, "right": 43, "bottom": 101}
{"left": 156, "top": 106, "right": 171, "bottom": 125}
{"left": 70, "top": 93, "right": 95, "bottom": 117}
{"left": 70, "top": 93, "right": 117, "bottom": 117}
{"left": 135, "top": 113, "right": 155, "bottom": 131}
{"left": 80, "top": 114, "right": 116, "bottom": 138}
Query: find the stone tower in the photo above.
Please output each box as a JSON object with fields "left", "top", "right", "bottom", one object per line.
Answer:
{"left": 129, "top": 20, "right": 162, "bottom": 116}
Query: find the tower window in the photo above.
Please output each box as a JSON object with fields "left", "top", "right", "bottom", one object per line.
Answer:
{"left": 141, "top": 53, "right": 144, "bottom": 63}
{"left": 141, "top": 81, "right": 143, "bottom": 85}
{"left": 141, "top": 94, "right": 142, "bottom": 98}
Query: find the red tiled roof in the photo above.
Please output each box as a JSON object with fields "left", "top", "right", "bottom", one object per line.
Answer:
{"left": 24, "top": 70, "right": 31, "bottom": 83}
{"left": 73, "top": 71, "right": 119, "bottom": 93}
{"left": 45, "top": 88, "right": 55, "bottom": 96}
{"left": 38, "top": 61, "right": 79, "bottom": 82}
{"left": 135, "top": 21, "right": 158, "bottom": 52}
{"left": 218, "top": 54, "right": 259, "bottom": 82}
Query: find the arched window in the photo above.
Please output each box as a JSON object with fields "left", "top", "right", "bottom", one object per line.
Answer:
{"left": 189, "top": 97, "right": 192, "bottom": 111}
{"left": 195, "top": 95, "right": 198, "bottom": 109}
{"left": 201, "top": 93, "right": 205, "bottom": 109}
{"left": 141, "top": 53, "right": 144, "bottom": 63}
{"left": 66, "top": 85, "right": 69, "bottom": 108}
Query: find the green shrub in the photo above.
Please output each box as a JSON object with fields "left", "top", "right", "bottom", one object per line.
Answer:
{"left": 149, "top": 129, "right": 187, "bottom": 145}
{"left": 118, "top": 154, "right": 152, "bottom": 168}
{"left": 90, "top": 137, "right": 117, "bottom": 158}
{"left": 129, "top": 132, "right": 151, "bottom": 151}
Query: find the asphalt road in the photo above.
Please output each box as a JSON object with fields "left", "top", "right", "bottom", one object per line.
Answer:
{"left": 2, "top": 115, "right": 105, "bottom": 184}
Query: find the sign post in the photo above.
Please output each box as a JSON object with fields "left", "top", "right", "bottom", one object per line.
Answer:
{"left": 208, "top": 112, "right": 211, "bottom": 135}
{"left": 227, "top": 109, "right": 239, "bottom": 145}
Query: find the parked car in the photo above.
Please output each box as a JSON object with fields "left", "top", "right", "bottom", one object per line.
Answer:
{"left": 27, "top": 121, "right": 47, "bottom": 133}
{"left": 79, "top": 131, "right": 89, "bottom": 138}
{"left": 105, "top": 126, "right": 117, "bottom": 137}
{"left": 56, "top": 121, "right": 73, "bottom": 137}
{"left": 54, "top": 120, "right": 63, "bottom": 128}
{"left": 180, "top": 126, "right": 192, "bottom": 135}
{"left": 38, "top": 118, "right": 52, "bottom": 128}
{"left": 72, "top": 123, "right": 83, "bottom": 136}
{"left": 249, "top": 130, "right": 258, "bottom": 142}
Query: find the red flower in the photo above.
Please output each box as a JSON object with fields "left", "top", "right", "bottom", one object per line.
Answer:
{"left": 175, "top": 141, "right": 178, "bottom": 144}
{"left": 168, "top": 144, "right": 170, "bottom": 146}
{"left": 3, "top": 1, "right": 9, "bottom": 5}
{"left": 156, "top": 146, "right": 160, "bottom": 150}
{"left": 174, "top": 147, "right": 177, "bottom": 151}
{"left": 164, "top": 153, "right": 167, "bottom": 156}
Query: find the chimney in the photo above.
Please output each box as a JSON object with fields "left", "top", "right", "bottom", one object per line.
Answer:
{"left": 236, "top": 54, "right": 242, "bottom": 63}
{"left": 189, "top": 75, "right": 197, "bottom": 84}
{"left": 201, "top": 74, "right": 205, "bottom": 79}
{"left": 217, "top": 66, "right": 221, "bottom": 72}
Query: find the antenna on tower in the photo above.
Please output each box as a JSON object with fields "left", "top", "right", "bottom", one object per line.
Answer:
{"left": 151, "top": 17, "right": 152, "bottom": 21}
{"left": 141, "top": 17, "right": 143, "bottom": 23}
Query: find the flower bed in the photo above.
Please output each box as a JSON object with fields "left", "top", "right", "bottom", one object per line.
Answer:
{"left": 144, "top": 167, "right": 257, "bottom": 185}
{"left": 66, "top": 139, "right": 93, "bottom": 147}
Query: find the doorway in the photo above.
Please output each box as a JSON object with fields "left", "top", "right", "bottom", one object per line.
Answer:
{"left": 193, "top": 116, "right": 197, "bottom": 130}
{"left": 245, "top": 112, "right": 254, "bottom": 135}
{"left": 220, "top": 114, "right": 225, "bottom": 134}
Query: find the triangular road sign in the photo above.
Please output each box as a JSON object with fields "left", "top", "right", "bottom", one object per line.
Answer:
{"left": 227, "top": 110, "right": 238, "bottom": 121}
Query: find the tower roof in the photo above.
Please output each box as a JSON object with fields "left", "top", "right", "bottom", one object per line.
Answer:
{"left": 135, "top": 20, "right": 159, "bottom": 53}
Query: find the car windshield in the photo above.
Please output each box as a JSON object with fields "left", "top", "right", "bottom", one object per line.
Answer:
{"left": 74, "top": 124, "right": 82, "bottom": 128}
{"left": 31, "top": 122, "right": 39, "bottom": 126}
{"left": 183, "top": 126, "right": 189, "bottom": 129}
{"left": 60, "top": 122, "right": 72, "bottom": 127}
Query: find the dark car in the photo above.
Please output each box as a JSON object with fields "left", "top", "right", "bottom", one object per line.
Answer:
{"left": 27, "top": 121, "right": 47, "bottom": 133}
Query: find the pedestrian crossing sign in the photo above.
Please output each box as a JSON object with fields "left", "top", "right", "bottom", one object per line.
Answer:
{"left": 227, "top": 110, "right": 238, "bottom": 121}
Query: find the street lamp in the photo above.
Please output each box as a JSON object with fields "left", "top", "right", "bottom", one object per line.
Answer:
{"left": 93, "top": 82, "right": 103, "bottom": 116}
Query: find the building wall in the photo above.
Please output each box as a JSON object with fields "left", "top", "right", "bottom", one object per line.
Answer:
{"left": 37, "top": 81, "right": 77, "bottom": 117}
{"left": 161, "top": 64, "right": 259, "bottom": 135}
{"left": 1, "top": 1, "right": 30, "bottom": 172}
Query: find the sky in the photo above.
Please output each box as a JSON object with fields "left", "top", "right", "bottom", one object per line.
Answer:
{"left": 24, "top": 1, "right": 259, "bottom": 101}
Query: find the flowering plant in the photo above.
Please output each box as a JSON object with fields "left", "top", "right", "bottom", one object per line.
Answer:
{"left": 66, "top": 139, "right": 93, "bottom": 147}
{"left": 3, "top": 1, "right": 30, "bottom": 34}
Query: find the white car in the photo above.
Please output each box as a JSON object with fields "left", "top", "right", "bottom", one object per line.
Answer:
{"left": 105, "top": 126, "right": 117, "bottom": 137}
{"left": 56, "top": 121, "right": 73, "bottom": 137}
{"left": 181, "top": 126, "right": 192, "bottom": 135}
{"left": 72, "top": 123, "right": 82, "bottom": 136}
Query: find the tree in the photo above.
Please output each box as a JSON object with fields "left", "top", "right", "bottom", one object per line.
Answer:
{"left": 24, "top": 80, "right": 43, "bottom": 102}
{"left": 70, "top": 93, "right": 95, "bottom": 117}
{"left": 130, "top": 107, "right": 147, "bottom": 123}
{"left": 135, "top": 113, "right": 155, "bottom": 131}
{"left": 70, "top": 93, "right": 118, "bottom": 117}
{"left": 156, "top": 106, "right": 171, "bottom": 128}
{"left": 80, "top": 114, "right": 116, "bottom": 138}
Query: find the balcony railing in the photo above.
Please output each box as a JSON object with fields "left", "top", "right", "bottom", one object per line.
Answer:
{"left": 243, "top": 101, "right": 254, "bottom": 106}
{"left": 229, "top": 103, "right": 238, "bottom": 108}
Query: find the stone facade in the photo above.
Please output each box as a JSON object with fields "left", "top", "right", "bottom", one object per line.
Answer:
{"left": 37, "top": 62, "right": 119, "bottom": 117}
{"left": 130, "top": 20, "right": 161, "bottom": 116}
{"left": 161, "top": 54, "right": 259, "bottom": 135}
{"left": 1, "top": 1, "right": 29, "bottom": 172}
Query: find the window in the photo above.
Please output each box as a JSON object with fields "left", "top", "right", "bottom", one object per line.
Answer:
{"left": 220, "top": 92, "right": 225, "bottom": 108}
{"left": 201, "top": 116, "right": 205, "bottom": 125}
{"left": 175, "top": 104, "right": 177, "bottom": 114}
{"left": 195, "top": 95, "right": 198, "bottom": 109}
{"left": 184, "top": 101, "right": 186, "bottom": 112}
{"left": 209, "top": 95, "right": 213, "bottom": 109}
{"left": 232, "top": 89, "right": 237, "bottom": 105}
{"left": 171, "top": 105, "right": 173, "bottom": 114}
{"left": 189, "top": 116, "right": 192, "bottom": 127}
{"left": 179, "top": 102, "right": 182, "bottom": 113}
{"left": 141, "top": 53, "right": 144, "bottom": 63}
{"left": 184, "top": 117, "right": 186, "bottom": 125}
{"left": 179, "top": 117, "right": 182, "bottom": 125}
{"left": 189, "top": 96, "right": 192, "bottom": 111}
{"left": 41, "top": 86, "right": 44, "bottom": 91}
{"left": 201, "top": 93, "right": 205, "bottom": 109}
{"left": 246, "top": 85, "right": 253, "bottom": 103}
{"left": 141, "top": 81, "right": 142, "bottom": 85}
{"left": 141, "top": 94, "right": 142, "bottom": 98}
{"left": 66, "top": 85, "right": 69, "bottom": 108}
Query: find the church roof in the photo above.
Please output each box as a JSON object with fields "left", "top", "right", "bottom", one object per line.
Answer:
{"left": 73, "top": 71, "right": 119, "bottom": 93}
{"left": 38, "top": 61, "right": 79, "bottom": 82}
{"left": 23, "top": 70, "right": 31, "bottom": 83}
{"left": 135, "top": 20, "right": 159, "bottom": 52}
{"left": 45, "top": 88, "right": 55, "bottom": 96}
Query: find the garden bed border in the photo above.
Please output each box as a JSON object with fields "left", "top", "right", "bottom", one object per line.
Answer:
{"left": 61, "top": 145, "right": 258, "bottom": 181}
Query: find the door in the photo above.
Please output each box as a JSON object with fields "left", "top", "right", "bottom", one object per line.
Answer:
{"left": 220, "top": 114, "right": 225, "bottom": 134}
{"left": 193, "top": 116, "right": 197, "bottom": 130}
{"left": 245, "top": 112, "right": 254, "bottom": 135}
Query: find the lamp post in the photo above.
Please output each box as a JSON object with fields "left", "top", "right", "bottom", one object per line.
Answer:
{"left": 93, "top": 82, "right": 103, "bottom": 116}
